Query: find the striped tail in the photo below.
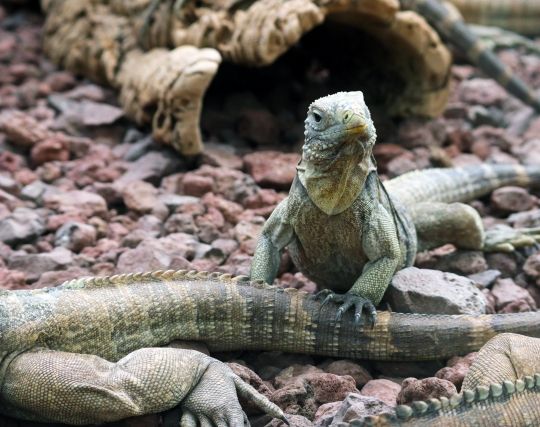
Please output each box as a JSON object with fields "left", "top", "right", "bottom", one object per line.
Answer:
{"left": 403, "top": 0, "right": 540, "bottom": 112}
{"left": 384, "top": 164, "right": 540, "bottom": 206}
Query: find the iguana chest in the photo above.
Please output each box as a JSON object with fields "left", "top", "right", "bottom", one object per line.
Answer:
{"left": 287, "top": 189, "right": 369, "bottom": 292}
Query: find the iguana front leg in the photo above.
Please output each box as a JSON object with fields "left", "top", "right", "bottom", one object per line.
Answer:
{"left": 322, "top": 203, "right": 401, "bottom": 326}
{"left": 0, "top": 348, "right": 286, "bottom": 425}
{"left": 250, "top": 200, "right": 294, "bottom": 284}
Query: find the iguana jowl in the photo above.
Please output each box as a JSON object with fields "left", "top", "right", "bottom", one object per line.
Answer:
{"left": 250, "top": 91, "right": 540, "bottom": 325}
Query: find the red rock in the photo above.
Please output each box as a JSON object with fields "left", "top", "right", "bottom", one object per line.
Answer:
{"left": 523, "top": 252, "right": 540, "bottom": 285}
{"left": 182, "top": 173, "right": 214, "bottom": 197}
{"left": 435, "top": 352, "right": 477, "bottom": 389}
{"left": 491, "top": 186, "right": 536, "bottom": 213}
{"left": 202, "top": 192, "right": 243, "bottom": 224}
{"left": 32, "top": 266, "right": 90, "bottom": 289}
{"left": 237, "top": 109, "right": 280, "bottom": 146}
{"left": 233, "top": 217, "right": 265, "bottom": 255}
{"left": 243, "top": 188, "right": 285, "bottom": 209}
{"left": 373, "top": 144, "right": 408, "bottom": 171}
{"left": 397, "top": 377, "right": 457, "bottom": 404}
{"left": 30, "top": 137, "right": 70, "bottom": 166}
{"left": 324, "top": 360, "right": 373, "bottom": 388}
{"left": 278, "top": 272, "right": 317, "bottom": 294}
{"left": 44, "top": 71, "right": 77, "bottom": 92}
{"left": 385, "top": 153, "right": 417, "bottom": 178}
{"left": 55, "top": 221, "right": 97, "bottom": 253}
{"left": 122, "top": 180, "right": 159, "bottom": 214}
{"left": 491, "top": 278, "right": 536, "bottom": 312}
{"left": 201, "top": 142, "right": 243, "bottom": 169}
{"left": 0, "top": 268, "right": 26, "bottom": 289}
{"left": 44, "top": 190, "right": 108, "bottom": 219}
{"left": 0, "top": 151, "right": 26, "bottom": 173}
{"left": 195, "top": 207, "right": 225, "bottom": 243}
{"left": 360, "top": 379, "right": 401, "bottom": 407}
{"left": 13, "top": 168, "right": 37, "bottom": 186}
{"left": 243, "top": 151, "right": 300, "bottom": 190}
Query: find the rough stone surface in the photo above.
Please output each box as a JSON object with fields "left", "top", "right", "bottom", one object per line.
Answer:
{"left": 244, "top": 151, "right": 300, "bottom": 190}
{"left": 360, "top": 379, "right": 401, "bottom": 407}
{"left": 313, "top": 393, "right": 394, "bottom": 427}
{"left": 387, "top": 267, "right": 486, "bottom": 315}
{"left": 397, "top": 377, "right": 457, "bottom": 405}
{"left": 0, "top": 207, "right": 45, "bottom": 245}
{"left": 435, "top": 352, "right": 477, "bottom": 389}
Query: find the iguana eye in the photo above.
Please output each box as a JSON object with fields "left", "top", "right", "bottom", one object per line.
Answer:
{"left": 313, "top": 112, "right": 322, "bottom": 122}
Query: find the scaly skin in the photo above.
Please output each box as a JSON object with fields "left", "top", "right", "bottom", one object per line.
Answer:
{"left": 2, "top": 272, "right": 540, "bottom": 423}
{"left": 350, "top": 334, "right": 540, "bottom": 426}
{"left": 401, "top": 0, "right": 540, "bottom": 112}
{"left": 251, "top": 91, "right": 540, "bottom": 323}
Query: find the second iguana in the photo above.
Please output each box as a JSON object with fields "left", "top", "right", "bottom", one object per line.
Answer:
{"left": 250, "top": 91, "right": 540, "bottom": 325}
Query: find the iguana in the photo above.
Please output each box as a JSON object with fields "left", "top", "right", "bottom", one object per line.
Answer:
{"left": 250, "top": 91, "right": 540, "bottom": 325}
{"left": 2, "top": 270, "right": 540, "bottom": 425}
{"left": 350, "top": 333, "right": 540, "bottom": 426}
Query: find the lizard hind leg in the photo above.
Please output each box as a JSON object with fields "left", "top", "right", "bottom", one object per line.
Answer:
{"left": 410, "top": 202, "right": 485, "bottom": 252}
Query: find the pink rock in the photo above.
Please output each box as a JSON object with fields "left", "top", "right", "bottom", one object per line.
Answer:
{"left": 32, "top": 266, "right": 90, "bottom": 288}
{"left": 44, "top": 190, "right": 108, "bottom": 219}
{"left": 122, "top": 180, "right": 159, "bottom": 214}
{"left": 243, "top": 151, "right": 300, "bottom": 190}
{"left": 182, "top": 173, "right": 214, "bottom": 197}
{"left": 201, "top": 142, "right": 243, "bottom": 169}
{"left": 272, "top": 369, "right": 358, "bottom": 419}
{"left": 491, "top": 278, "right": 536, "bottom": 312}
{"left": 55, "top": 221, "right": 97, "bottom": 253}
{"left": 233, "top": 217, "right": 265, "bottom": 255}
{"left": 278, "top": 272, "right": 317, "bottom": 294}
{"left": 360, "top": 379, "right": 401, "bottom": 407}
{"left": 237, "top": 109, "right": 280, "bottom": 146}
{"left": 373, "top": 144, "right": 408, "bottom": 172}
{"left": 435, "top": 352, "right": 477, "bottom": 389}
{"left": 195, "top": 207, "right": 225, "bottom": 243}
{"left": 30, "top": 137, "right": 70, "bottom": 166}
{"left": 397, "top": 377, "right": 457, "bottom": 404}
{"left": 324, "top": 360, "right": 373, "bottom": 388}
{"left": 523, "top": 252, "right": 540, "bottom": 286}
{"left": 314, "top": 393, "right": 394, "bottom": 426}
{"left": 0, "top": 268, "right": 26, "bottom": 289}
{"left": 458, "top": 78, "right": 507, "bottom": 107}
{"left": 491, "top": 186, "right": 535, "bottom": 213}
{"left": 202, "top": 193, "right": 243, "bottom": 224}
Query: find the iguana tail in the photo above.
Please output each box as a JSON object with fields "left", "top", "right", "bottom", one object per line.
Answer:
{"left": 384, "top": 164, "right": 540, "bottom": 206}
{"left": 403, "top": 0, "right": 540, "bottom": 112}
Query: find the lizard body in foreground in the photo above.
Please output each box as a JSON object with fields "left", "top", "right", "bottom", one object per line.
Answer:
{"left": 251, "top": 91, "right": 540, "bottom": 324}
{"left": 2, "top": 271, "right": 540, "bottom": 424}
{"left": 352, "top": 333, "right": 540, "bottom": 426}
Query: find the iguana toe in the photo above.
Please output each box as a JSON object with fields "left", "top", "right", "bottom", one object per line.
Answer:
{"left": 318, "top": 291, "right": 377, "bottom": 326}
{"left": 484, "top": 224, "right": 540, "bottom": 252}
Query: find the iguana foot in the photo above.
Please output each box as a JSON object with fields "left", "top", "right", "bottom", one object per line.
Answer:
{"left": 484, "top": 224, "right": 540, "bottom": 252}
{"left": 318, "top": 290, "right": 377, "bottom": 327}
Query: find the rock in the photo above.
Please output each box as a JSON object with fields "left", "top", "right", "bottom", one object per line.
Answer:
{"left": 54, "top": 221, "right": 97, "bottom": 252}
{"left": 360, "top": 379, "right": 401, "bottom": 407}
{"left": 387, "top": 267, "right": 486, "bottom": 315}
{"left": 116, "top": 233, "right": 199, "bottom": 273}
{"left": 397, "top": 377, "right": 456, "bottom": 405}
{"left": 182, "top": 173, "right": 214, "bottom": 197}
{"left": 32, "top": 266, "right": 90, "bottom": 288}
{"left": 459, "top": 78, "right": 507, "bottom": 107}
{"left": 195, "top": 206, "right": 225, "bottom": 243}
{"left": 467, "top": 269, "right": 501, "bottom": 289}
{"left": 164, "top": 213, "right": 198, "bottom": 235}
{"left": 202, "top": 193, "right": 243, "bottom": 224}
{"left": 323, "top": 360, "right": 372, "bottom": 388}
{"left": 44, "top": 190, "right": 107, "bottom": 219}
{"left": 491, "top": 186, "right": 536, "bottom": 213}
{"left": 0, "top": 207, "right": 45, "bottom": 245}
{"left": 30, "top": 137, "right": 70, "bottom": 166}
{"left": 435, "top": 352, "right": 477, "bottom": 389}
{"left": 491, "top": 278, "right": 536, "bottom": 312}
{"left": 116, "top": 151, "right": 182, "bottom": 187}
{"left": 234, "top": 216, "right": 265, "bottom": 255}
{"left": 508, "top": 209, "right": 540, "bottom": 228}
{"left": 237, "top": 109, "right": 280, "bottom": 146}
{"left": 0, "top": 268, "right": 26, "bottom": 289}
{"left": 244, "top": 151, "right": 299, "bottom": 190}
{"left": 157, "top": 194, "right": 199, "bottom": 212}
{"left": 227, "top": 362, "right": 274, "bottom": 414}
{"left": 201, "top": 142, "right": 243, "bottom": 170}
{"left": 48, "top": 95, "right": 124, "bottom": 126}
{"left": 264, "top": 414, "right": 313, "bottom": 427}
{"left": 313, "top": 393, "right": 394, "bottom": 427}
{"left": 385, "top": 153, "right": 417, "bottom": 178}
{"left": 523, "top": 252, "right": 540, "bottom": 285}
{"left": 122, "top": 180, "right": 159, "bottom": 214}
{"left": 8, "top": 247, "right": 73, "bottom": 283}
{"left": 514, "top": 139, "right": 540, "bottom": 166}
{"left": 416, "top": 250, "right": 488, "bottom": 276}
{"left": 278, "top": 272, "right": 317, "bottom": 294}
{"left": 20, "top": 180, "right": 57, "bottom": 205}
{"left": 485, "top": 252, "right": 518, "bottom": 276}
{"left": 271, "top": 370, "right": 358, "bottom": 420}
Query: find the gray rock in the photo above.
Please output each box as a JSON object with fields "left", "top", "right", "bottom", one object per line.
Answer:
{"left": 115, "top": 151, "right": 183, "bottom": 188}
{"left": 387, "top": 267, "right": 486, "bottom": 315}
{"left": 8, "top": 247, "right": 73, "bottom": 282}
{"left": 20, "top": 180, "right": 57, "bottom": 205}
{"left": 0, "top": 207, "right": 45, "bottom": 245}
{"left": 55, "top": 221, "right": 97, "bottom": 252}
{"left": 468, "top": 269, "right": 501, "bottom": 289}
{"left": 158, "top": 194, "right": 200, "bottom": 211}
{"left": 313, "top": 393, "right": 394, "bottom": 427}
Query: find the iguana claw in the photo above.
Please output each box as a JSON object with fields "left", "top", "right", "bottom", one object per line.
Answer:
{"left": 317, "top": 290, "right": 377, "bottom": 327}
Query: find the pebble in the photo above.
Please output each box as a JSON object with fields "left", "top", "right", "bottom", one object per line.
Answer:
{"left": 397, "top": 377, "right": 457, "bottom": 404}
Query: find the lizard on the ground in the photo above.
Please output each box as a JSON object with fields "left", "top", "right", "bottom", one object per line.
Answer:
{"left": 250, "top": 91, "right": 540, "bottom": 325}
{"left": 351, "top": 333, "right": 540, "bottom": 426}
{"left": 2, "top": 270, "right": 540, "bottom": 424}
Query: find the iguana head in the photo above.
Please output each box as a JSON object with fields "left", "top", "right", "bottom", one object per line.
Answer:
{"left": 303, "top": 91, "right": 376, "bottom": 162}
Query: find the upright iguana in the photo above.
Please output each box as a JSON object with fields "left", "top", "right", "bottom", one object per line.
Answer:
{"left": 250, "top": 91, "right": 540, "bottom": 325}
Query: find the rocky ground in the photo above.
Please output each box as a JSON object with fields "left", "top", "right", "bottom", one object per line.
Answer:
{"left": 1, "top": 4, "right": 540, "bottom": 427}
